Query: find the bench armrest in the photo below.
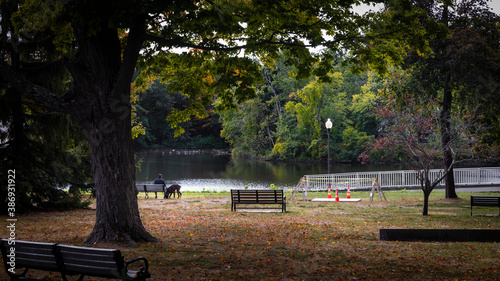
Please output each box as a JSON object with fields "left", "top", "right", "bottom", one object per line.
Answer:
{"left": 6, "top": 267, "right": 29, "bottom": 279}
{"left": 125, "top": 257, "right": 150, "bottom": 278}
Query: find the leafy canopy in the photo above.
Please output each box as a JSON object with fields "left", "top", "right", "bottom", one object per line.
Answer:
{"left": 131, "top": 0, "right": 434, "bottom": 134}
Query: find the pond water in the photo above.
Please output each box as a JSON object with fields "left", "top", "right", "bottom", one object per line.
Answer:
{"left": 135, "top": 149, "right": 405, "bottom": 191}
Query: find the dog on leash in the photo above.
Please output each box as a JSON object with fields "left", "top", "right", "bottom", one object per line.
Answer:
{"left": 165, "top": 184, "right": 182, "bottom": 199}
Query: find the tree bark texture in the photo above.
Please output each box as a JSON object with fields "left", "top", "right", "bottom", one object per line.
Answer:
{"left": 419, "top": 170, "right": 432, "bottom": 216}
{"left": 440, "top": 76, "right": 457, "bottom": 198}
{"left": 422, "top": 192, "right": 430, "bottom": 216}
{"left": 82, "top": 110, "right": 157, "bottom": 245}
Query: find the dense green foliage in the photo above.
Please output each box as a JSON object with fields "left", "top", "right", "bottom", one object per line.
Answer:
{"left": 0, "top": 72, "right": 92, "bottom": 213}
{"left": 0, "top": 0, "right": 92, "bottom": 212}
{"left": 131, "top": 55, "right": 385, "bottom": 163}
{"left": 219, "top": 58, "right": 384, "bottom": 162}
{"left": 132, "top": 79, "right": 228, "bottom": 149}
{"left": 400, "top": 0, "right": 500, "bottom": 146}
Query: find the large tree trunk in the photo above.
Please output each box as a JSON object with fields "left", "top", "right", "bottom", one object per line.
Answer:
{"left": 71, "top": 23, "right": 158, "bottom": 245}
{"left": 8, "top": 84, "right": 32, "bottom": 212}
{"left": 82, "top": 105, "right": 158, "bottom": 245}
{"left": 440, "top": 76, "right": 457, "bottom": 198}
{"left": 6, "top": 47, "right": 34, "bottom": 213}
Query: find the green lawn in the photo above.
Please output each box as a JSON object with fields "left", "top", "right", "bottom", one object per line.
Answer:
{"left": 2, "top": 190, "right": 499, "bottom": 280}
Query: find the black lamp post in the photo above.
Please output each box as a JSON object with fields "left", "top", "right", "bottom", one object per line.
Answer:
{"left": 325, "top": 118, "right": 332, "bottom": 174}
{"left": 325, "top": 118, "right": 332, "bottom": 198}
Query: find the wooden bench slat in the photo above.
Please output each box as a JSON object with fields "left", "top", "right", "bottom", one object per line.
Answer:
{"left": 15, "top": 248, "right": 55, "bottom": 256}
{"left": 16, "top": 252, "right": 56, "bottom": 259}
{"left": 8, "top": 240, "right": 54, "bottom": 248}
{"left": 231, "top": 190, "right": 286, "bottom": 212}
{"left": 241, "top": 198, "right": 284, "bottom": 201}
{"left": 471, "top": 196, "right": 500, "bottom": 216}
{"left": 14, "top": 257, "right": 60, "bottom": 270}
{"left": 237, "top": 199, "right": 283, "bottom": 201}
{"left": 58, "top": 244, "right": 137, "bottom": 279}
{"left": 59, "top": 247, "right": 118, "bottom": 259}
{"left": 59, "top": 244, "right": 118, "bottom": 253}
{"left": 472, "top": 199, "right": 498, "bottom": 205}
{"left": 232, "top": 191, "right": 278, "bottom": 194}
{"left": 232, "top": 195, "right": 281, "bottom": 197}
{"left": 59, "top": 245, "right": 121, "bottom": 266}
{"left": 16, "top": 252, "right": 57, "bottom": 261}
{"left": 60, "top": 252, "right": 117, "bottom": 262}
{"left": 6, "top": 241, "right": 56, "bottom": 254}
{"left": 64, "top": 263, "right": 120, "bottom": 278}
{"left": 140, "top": 185, "right": 165, "bottom": 192}
{"left": 136, "top": 184, "right": 165, "bottom": 199}
{"left": 63, "top": 257, "right": 118, "bottom": 268}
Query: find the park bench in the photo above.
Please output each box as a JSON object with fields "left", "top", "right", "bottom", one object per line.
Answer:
{"left": 231, "top": 189, "right": 286, "bottom": 212}
{"left": 135, "top": 184, "right": 165, "bottom": 199}
{"left": 470, "top": 195, "right": 500, "bottom": 216}
{"left": 1, "top": 239, "right": 151, "bottom": 281}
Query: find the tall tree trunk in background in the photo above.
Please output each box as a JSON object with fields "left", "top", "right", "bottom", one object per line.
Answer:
{"left": 441, "top": 75, "right": 457, "bottom": 198}
{"left": 7, "top": 47, "right": 32, "bottom": 212}
{"left": 8, "top": 69, "right": 32, "bottom": 211}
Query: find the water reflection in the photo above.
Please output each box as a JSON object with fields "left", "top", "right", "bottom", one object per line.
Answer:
{"left": 135, "top": 149, "right": 404, "bottom": 191}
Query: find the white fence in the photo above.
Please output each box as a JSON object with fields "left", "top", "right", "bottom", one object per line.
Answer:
{"left": 303, "top": 167, "right": 500, "bottom": 191}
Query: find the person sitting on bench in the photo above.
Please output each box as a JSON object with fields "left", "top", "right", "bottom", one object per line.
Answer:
{"left": 153, "top": 174, "right": 166, "bottom": 199}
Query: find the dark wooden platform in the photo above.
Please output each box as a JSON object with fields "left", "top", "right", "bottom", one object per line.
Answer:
{"left": 380, "top": 228, "right": 500, "bottom": 242}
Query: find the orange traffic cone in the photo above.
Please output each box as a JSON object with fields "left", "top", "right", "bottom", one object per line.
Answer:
{"left": 335, "top": 188, "right": 340, "bottom": 202}
{"left": 347, "top": 186, "right": 351, "bottom": 199}
{"left": 328, "top": 185, "right": 332, "bottom": 199}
